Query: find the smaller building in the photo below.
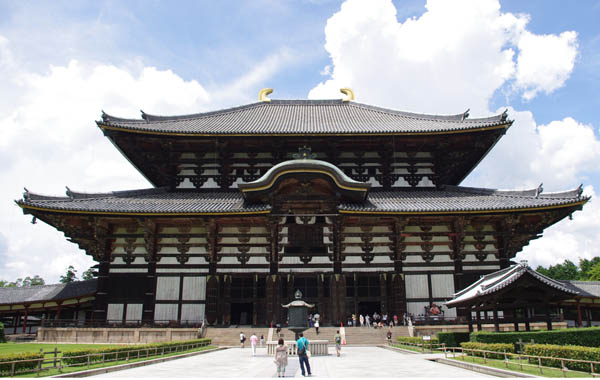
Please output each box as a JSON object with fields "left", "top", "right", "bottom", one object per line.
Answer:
{"left": 446, "top": 262, "right": 600, "bottom": 331}
{"left": 0, "top": 280, "right": 96, "bottom": 334}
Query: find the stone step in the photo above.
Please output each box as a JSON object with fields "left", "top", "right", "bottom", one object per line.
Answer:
{"left": 205, "top": 326, "right": 409, "bottom": 346}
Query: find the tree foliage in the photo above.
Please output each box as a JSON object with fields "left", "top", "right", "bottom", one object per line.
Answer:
{"left": 82, "top": 267, "right": 95, "bottom": 280}
{"left": 536, "top": 257, "right": 600, "bottom": 281}
{"left": 59, "top": 265, "right": 78, "bottom": 283}
{"left": 0, "top": 275, "right": 45, "bottom": 287}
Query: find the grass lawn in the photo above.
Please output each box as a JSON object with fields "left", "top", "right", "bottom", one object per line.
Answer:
{"left": 0, "top": 343, "right": 215, "bottom": 378}
{"left": 447, "top": 354, "right": 593, "bottom": 378}
{"left": 0, "top": 343, "right": 127, "bottom": 357}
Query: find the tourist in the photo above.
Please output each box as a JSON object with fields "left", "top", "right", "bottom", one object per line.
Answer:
{"left": 393, "top": 314, "right": 398, "bottom": 326}
{"left": 352, "top": 313, "right": 357, "bottom": 327}
{"left": 296, "top": 333, "right": 312, "bottom": 377}
{"left": 359, "top": 314, "right": 365, "bottom": 327}
{"left": 382, "top": 313, "right": 388, "bottom": 325}
{"left": 240, "top": 331, "right": 246, "bottom": 349}
{"left": 250, "top": 333, "right": 259, "bottom": 356}
{"left": 365, "top": 315, "right": 371, "bottom": 327}
{"left": 314, "top": 319, "right": 319, "bottom": 335}
{"left": 308, "top": 313, "right": 313, "bottom": 327}
{"left": 386, "top": 328, "right": 392, "bottom": 344}
{"left": 260, "top": 334, "right": 265, "bottom": 347}
{"left": 274, "top": 337, "right": 288, "bottom": 378}
{"left": 276, "top": 322, "right": 282, "bottom": 336}
{"left": 334, "top": 330, "right": 342, "bottom": 357}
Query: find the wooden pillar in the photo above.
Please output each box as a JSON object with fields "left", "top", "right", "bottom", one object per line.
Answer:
{"left": 577, "top": 301, "right": 583, "bottom": 327}
{"left": 332, "top": 218, "right": 342, "bottom": 275}
{"left": 205, "top": 275, "right": 219, "bottom": 325}
{"left": 545, "top": 306, "right": 552, "bottom": 330}
{"left": 586, "top": 307, "right": 592, "bottom": 327}
{"left": 56, "top": 302, "right": 63, "bottom": 320}
{"left": 142, "top": 221, "right": 158, "bottom": 325}
{"left": 330, "top": 274, "right": 346, "bottom": 326}
{"left": 524, "top": 307, "right": 531, "bottom": 331}
{"left": 269, "top": 220, "right": 279, "bottom": 275}
{"left": 493, "top": 308, "right": 499, "bottom": 332}
{"left": 467, "top": 306, "right": 473, "bottom": 333}
{"left": 22, "top": 307, "right": 29, "bottom": 332}
{"left": 513, "top": 308, "right": 519, "bottom": 331}
{"left": 476, "top": 307, "right": 482, "bottom": 331}
{"left": 93, "top": 260, "right": 110, "bottom": 321}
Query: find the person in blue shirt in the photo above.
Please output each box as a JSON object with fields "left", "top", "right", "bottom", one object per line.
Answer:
{"left": 296, "top": 333, "right": 312, "bottom": 377}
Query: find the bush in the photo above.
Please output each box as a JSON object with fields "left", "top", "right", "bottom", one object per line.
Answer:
{"left": 524, "top": 344, "right": 600, "bottom": 373}
{"left": 437, "top": 332, "right": 470, "bottom": 348}
{"left": 0, "top": 353, "right": 44, "bottom": 376}
{"left": 460, "top": 342, "right": 514, "bottom": 360}
{"left": 396, "top": 336, "right": 439, "bottom": 348}
{"left": 0, "top": 322, "right": 4, "bottom": 343}
{"left": 470, "top": 327, "right": 600, "bottom": 349}
{"left": 61, "top": 338, "right": 211, "bottom": 365}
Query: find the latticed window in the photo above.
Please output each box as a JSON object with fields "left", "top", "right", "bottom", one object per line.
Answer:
{"left": 231, "top": 277, "right": 253, "bottom": 299}
{"left": 293, "top": 277, "right": 318, "bottom": 298}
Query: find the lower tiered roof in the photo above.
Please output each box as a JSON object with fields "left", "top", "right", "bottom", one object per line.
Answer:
{"left": 16, "top": 185, "right": 587, "bottom": 216}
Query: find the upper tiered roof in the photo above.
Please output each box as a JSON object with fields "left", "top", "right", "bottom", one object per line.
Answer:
{"left": 98, "top": 99, "right": 510, "bottom": 136}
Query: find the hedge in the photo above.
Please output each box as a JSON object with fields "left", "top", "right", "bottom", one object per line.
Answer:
{"left": 524, "top": 344, "right": 600, "bottom": 373}
{"left": 0, "top": 353, "right": 44, "bottom": 376}
{"left": 437, "top": 332, "right": 470, "bottom": 348}
{"left": 460, "top": 342, "right": 514, "bottom": 360}
{"left": 470, "top": 327, "right": 600, "bottom": 348}
{"left": 397, "top": 336, "right": 439, "bottom": 348}
{"left": 62, "top": 338, "right": 211, "bottom": 365}
{"left": 0, "top": 322, "right": 4, "bottom": 343}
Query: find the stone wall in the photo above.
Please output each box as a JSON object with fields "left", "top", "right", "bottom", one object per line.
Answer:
{"left": 37, "top": 327, "right": 198, "bottom": 343}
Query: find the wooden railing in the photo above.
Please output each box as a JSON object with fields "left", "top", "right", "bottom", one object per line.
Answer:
{"left": 0, "top": 341, "right": 210, "bottom": 377}
{"left": 444, "top": 346, "right": 600, "bottom": 378}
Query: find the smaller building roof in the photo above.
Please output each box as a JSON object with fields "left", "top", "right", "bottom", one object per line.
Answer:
{"left": 446, "top": 262, "right": 578, "bottom": 308}
{"left": 0, "top": 280, "right": 97, "bottom": 306}
{"left": 559, "top": 280, "right": 600, "bottom": 299}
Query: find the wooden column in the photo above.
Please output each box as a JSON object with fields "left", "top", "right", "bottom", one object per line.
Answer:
{"left": 330, "top": 274, "right": 346, "bottom": 326}
{"left": 475, "top": 307, "right": 482, "bottom": 331}
{"left": 265, "top": 274, "right": 281, "bottom": 326}
{"left": 524, "top": 307, "right": 531, "bottom": 331}
{"left": 577, "top": 301, "right": 583, "bottom": 327}
{"left": 332, "top": 218, "right": 342, "bottom": 275}
{"left": 545, "top": 306, "right": 552, "bottom": 331}
{"left": 22, "top": 307, "right": 29, "bottom": 332}
{"left": 142, "top": 220, "right": 157, "bottom": 324}
{"left": 467, "top": 306, "right": 473, "bottom": 333}
{"left": 269, "top": 220, "right": 279, "bottom": 275}
{"left": 493, "top": 308, "right": 499, "bottom": 332}
{"left": 205, "top": 275, "right": 219, "bottom": 325}
{"left": 513, "top": 308, "right": 519, "bottom": 331}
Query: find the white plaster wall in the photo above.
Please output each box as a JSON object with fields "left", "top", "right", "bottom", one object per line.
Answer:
{"left": 156, "top": 277, "right": 180, "bottom": 300}
{"left": 181, "top": 304, "right": 205, "bottom": 323}
{"left": 182, "top": 277, "right": 206, "bottom": 301}
{"left": 126, "top": 304, "right": 143, "bottom": 322}
{"left": 431, "top": 274, "right": 455, "bottom": 298}
{"left": 154, "top": 304, "right": 178, "bottom": 321}
{"left": 107, "top": 304, "right": 124, "bottom": 321}
{"left": 405, "top": 274, "right": 429, "bottom": 298}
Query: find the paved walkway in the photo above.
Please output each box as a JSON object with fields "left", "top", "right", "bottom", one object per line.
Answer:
{"left": 92, "top": 346, "right": 493, "bottom": 378}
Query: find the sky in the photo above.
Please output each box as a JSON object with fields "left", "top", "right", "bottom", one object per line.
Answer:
{"left": 1, "top": 0, "right": 600, "bottom": 284}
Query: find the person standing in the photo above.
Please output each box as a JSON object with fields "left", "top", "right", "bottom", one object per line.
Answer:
{"left": 365, "top": 315, "right": 371, "bottom": 328}
{"left": 314, "top": 319, "right": 319, "bottom": 335}
{"left": 334, "top": 330, "right": 342, "bottom": 357}
{"left": 386, "top": 328, "right": 392, "bottom": 344}
{"left": 359, "top": 314, "right": 364, "bottom": 327}
{"left": 274, "top": 338, "right": 288, "bottom": 377}
{"left": 351, "top": 313, "right": 357, "bottom": 327}
{"left": 240, "top": 332, "right": 246, "bottom": 349}
{"left": 260, "top": 334, "right": 265, "bottom": 347}
{"left": 296, "top": 333, "right": 312, "bottom": 377}
{"left": 250, "top": 333, "right": 259, "bottom": 356}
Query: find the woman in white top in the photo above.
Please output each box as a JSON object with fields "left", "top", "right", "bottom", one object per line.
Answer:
{"left": 274, "top": 338, "right": 288, "bottom": 377}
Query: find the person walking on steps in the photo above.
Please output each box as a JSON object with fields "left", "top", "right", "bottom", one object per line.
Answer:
{"left": 274, "top": 338, "right": 288, "bottom": 378}
{"left": 240, "top": 332, "right": 246, "bottom": 349}
{"left": 334, "top": 330, "right": 342, "bottom": 357}
{"left": 314, "top": 319, "right": 319, "bottom": 335}
{"left": 250, "top": 332, "right": 258, "bottom": 356}
{"left": 296, "top": 333, "right": 312, "bottom": 377}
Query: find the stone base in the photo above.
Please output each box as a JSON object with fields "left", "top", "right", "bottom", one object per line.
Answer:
{"left": 412, "top": 321, "right": 567, "bottom": 337}
{"left": 37, "top": 327, "right": 198, "bottom": 343}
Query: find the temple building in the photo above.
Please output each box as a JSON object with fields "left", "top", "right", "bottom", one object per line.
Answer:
{"left": 16, "top": 89, "right": 588, "bottom": 327}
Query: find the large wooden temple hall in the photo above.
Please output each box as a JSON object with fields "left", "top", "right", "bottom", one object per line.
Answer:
{"left": 15, "top": 88, "right": 588, "bottom": 327}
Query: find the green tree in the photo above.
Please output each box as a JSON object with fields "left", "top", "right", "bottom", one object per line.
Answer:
{"left": 59, "top": 265, "right": 78, "bottom": 283}
{"left": 588, "top": 262, "right": 600, "bottom": 281}
{"left": 579, "top": 257, "right": 600, "bottom": 280}
{"left": 22, "top": 275, "right": 45, "bottom": 286}
{"left": 535, "top": 260, "right": 580, "bottom": 280}
{"left": 82, "top": 267, "right": 95, "bottom": 280}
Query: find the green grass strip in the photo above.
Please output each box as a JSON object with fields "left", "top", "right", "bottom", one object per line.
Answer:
{"left": 447, "top": 354, "right": 594, "bottom": 378}
{"left": 11, "top": 344, "right": 216, "bottom": 378}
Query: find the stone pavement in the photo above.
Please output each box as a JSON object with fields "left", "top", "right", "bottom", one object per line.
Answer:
{"left": 92, "top": 346, "right": 493, "bottom": 378}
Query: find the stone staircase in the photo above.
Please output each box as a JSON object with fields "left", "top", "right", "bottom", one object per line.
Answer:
{"left": 205, "top": 326, "right": 409, "bottom": 347}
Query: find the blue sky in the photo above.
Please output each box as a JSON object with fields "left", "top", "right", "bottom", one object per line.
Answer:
{"left": 1, "top": 0, "right": 599, "bottom": 282}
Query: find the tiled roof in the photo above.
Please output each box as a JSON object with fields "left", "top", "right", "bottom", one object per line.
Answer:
{"left": 560, "top": 281, "right": 600, "bottom": 298}
{"left": 18, "top": 188, "right": 270, "bottom": 214}
{"left": 98, "top": 99, "right": 511, "bottom": 135}
{"left": 17, "top": 185, "right": 586, "bottom": 215}
{"left": 339, "top": 185, "right": 587, "bottom": 213}
{"left": 446, "top": 262, "right": 578, "bottom": 307}
{"left": 0, "top": 280, "right": 97, "bottom": 306}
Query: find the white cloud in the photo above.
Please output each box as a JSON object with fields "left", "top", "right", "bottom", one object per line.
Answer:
{"left": 309, "top": 0, "right": 576, "bottom": 113}
{"left": 311, "top": 0, "right": 598, "bottom": 268}
{"left": 0, "top": 38, "right": 291, "bottom": 283}
{"left": 515, "top": 31, "right": 578, "bottom": 100}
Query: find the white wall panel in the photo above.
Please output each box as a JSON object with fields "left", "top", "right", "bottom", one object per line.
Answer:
{"left": 107, "top": 304, "right": 124, "bottom": 321}
{"left": 407, "top": 302, "right": 429, "bottom": 317}
{"left": 431, "top": 274, "right": 455, "bottom": 298}
{"left": 154, "top": 304, "right": 178, "bottom": 321}
{"left": 126, "top": 304, "right": 143, "bottom": 322}
{"left": 156, "top": 277, "right": 180, "bottom": 300}
{"left": 405, "top": 275, "right": 429, "bottom": 298}
{"left": 182, "top": 277, "right": 206, "bottom": 301}
{"left": 181, "top": 304, "right": 205, "bottom": 323}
